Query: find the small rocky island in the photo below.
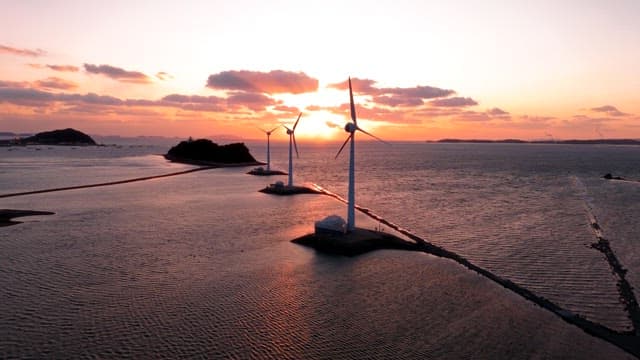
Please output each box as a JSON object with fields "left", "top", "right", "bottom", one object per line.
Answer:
{"left": 0, "top": 128, "right": 96, "bottom": 146}
{"left": 164, "top": 138, "right": 264, "bottom": 167}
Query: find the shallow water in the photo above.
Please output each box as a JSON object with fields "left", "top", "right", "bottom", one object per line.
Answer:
{"left": 1, "top": 141, "right": 638, "bottom": 358}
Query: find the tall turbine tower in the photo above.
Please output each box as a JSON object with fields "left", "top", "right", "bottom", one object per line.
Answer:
{"left": 284, "top": 113, "right": 302, "bottom": 186}
{"left": 335, "top": 78, "right": 386, "bottom": 231}
{"left": 258, "top": 126, "right": 279, "bottom": 171}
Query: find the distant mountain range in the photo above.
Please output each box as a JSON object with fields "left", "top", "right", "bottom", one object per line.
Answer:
{"left": 434, "top": 138, "right": 640, "bottom": 145}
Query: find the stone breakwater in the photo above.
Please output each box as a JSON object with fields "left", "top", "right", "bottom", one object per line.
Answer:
{"left": 311, "top": 183, "right": 640, "bottom": 358}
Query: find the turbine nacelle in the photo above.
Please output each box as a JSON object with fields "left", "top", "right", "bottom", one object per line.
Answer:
{"left": 259, "top": 126, "right": 280, "bottom": 136}
{"left": 344, "top": 122, "right": 356, "bottom": 133}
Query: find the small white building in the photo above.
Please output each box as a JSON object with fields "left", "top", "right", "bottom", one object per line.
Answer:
{"left": 315, "top": 215, "right": 347, "bottom": 235}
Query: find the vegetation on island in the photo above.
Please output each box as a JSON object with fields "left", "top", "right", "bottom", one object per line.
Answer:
{"left": 0, "top": 128, "right": 96, "bottom": 146}
{"left": 165, "top": 138, "right": 260, "bottom": 165}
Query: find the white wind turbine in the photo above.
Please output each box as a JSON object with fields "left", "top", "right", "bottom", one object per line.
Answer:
{"left": 284, "top": 113, "right": 302, "bottom": 186}
{"left": 258, "top": 126, "right": 280, "bottom": 171}
{"left": 335, "top": 77, "right": 387, "bottom": 231}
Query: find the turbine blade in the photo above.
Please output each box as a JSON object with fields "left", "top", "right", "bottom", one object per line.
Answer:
{"left": 257, "top": 126, "right": 267, "bottom": 134}
{"left": 293, "top": 112, "right": 302, "bottom": 131}
{"left": 356, "top": 126, "right": 390, "bottom": 145}
{"left": 335, "top": 134, "right": 352, "bottom": 159}
{"left": 283, "top": 126, "right": 292, "bottom": 132}
{"left": 268, "top": 126, "right": 280, "bottom": 133}
{"left": 349, "top": 77, "right": 357, "bottom": 125}
{"left": 293, "top": 134, "right": 299, "bottom": 158}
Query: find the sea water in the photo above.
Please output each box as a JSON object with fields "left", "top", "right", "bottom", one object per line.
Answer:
{"left": 1, "top": 141, "right": 638, "bottom": 358}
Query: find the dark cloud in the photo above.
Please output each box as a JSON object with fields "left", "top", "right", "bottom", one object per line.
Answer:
{"left": 590, "top": 105, "right": 628, "bottom": 117}
{"left": 0, "top": 85, "right": 282, "bottom": 114}
{"left": 162, "top": 94, "right": 225, "bottom": 104}
{"left": 70, "top": 93, "right": 120, "bottom": 105}
{"left": 156, "top": 71, "right": 173, "bottom": 80}
{"left": 372, "top": 95, "right": 424, "bottom": 107}
{"left": 328, "top": 78, "right": 454, "bottom": 98}
{"left": 160, "top": 94, "right": 226, "bottom": 112}
{"left": 34, "top": 77, "right": 78, "bottom": 90}
{"left": 328, "top": 78, "right": 379, "bottom": 93}
{"left": 328, "top": 77, "right": 455, "bottom": 108}
{"left": 48, "top": 64, "right": 80, "bottom": 72}
{"left": 227, "top": 92, "right": 280, "bottom": 111}
{"left": 487, "top": 107, "right": 509, "bottom": 116}
{"left": 84, "top": 63, "right": 152, "bottom": 83}
{"left": 0, "top": 80, "right": 30, "bottom": 88}
{"left": 0, "top": 44, "right": 46, "bottom": 57}
{"left": 385, "top": 86, "right": 454, "bottom": 99}
{"left": 28, "top": 63, "right": 80, "bottom": 72}
{"left": 429, "top": 97, "right": 478, "bottom": 107}
{"left": 453, "top": 111, "right": 491, "bottom": 122}
{"left": 0, "top": 87, "right": 57, "bottom": 107}
{"left": 207, "top": 70, "right": 318, "bottom": 94}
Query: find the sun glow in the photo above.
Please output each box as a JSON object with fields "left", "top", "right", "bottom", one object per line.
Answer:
{"left": 282, "top": 110, "right": 344, "bottom": 141}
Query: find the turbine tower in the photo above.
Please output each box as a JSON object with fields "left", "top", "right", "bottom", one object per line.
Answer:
{"left": 335, "top": 77, "right": 386, "bottom": 231}
{"left": 284, "top": 113, "right": 302, "bottom": 187}
{"left": 258, "top": 126, "right": 279, "bottom": 171}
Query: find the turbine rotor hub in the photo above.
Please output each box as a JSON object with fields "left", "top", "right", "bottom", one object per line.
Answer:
{"left": 345, "top": 122, "right": 356, "bottom": 133}
{"left": 286, "top": 129, "right": 293, "bottom": 135}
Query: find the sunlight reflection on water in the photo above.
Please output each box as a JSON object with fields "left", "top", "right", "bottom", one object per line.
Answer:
{"left": 1, "top": 142, "right": 638, "bottom": 358}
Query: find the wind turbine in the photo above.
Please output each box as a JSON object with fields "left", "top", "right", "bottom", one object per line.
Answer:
{"left": 335, "top": 77, "right": 387, "bottom": 231}
{"left": 284, "top": 113, "right": 302, "bottom": 186}
{"left": 258, "top": 126, "right": 279, "bottom": 171}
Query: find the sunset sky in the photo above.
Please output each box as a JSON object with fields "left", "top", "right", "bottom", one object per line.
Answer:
{"left": 1, "top": 0, "right": 639, "bottom": 141}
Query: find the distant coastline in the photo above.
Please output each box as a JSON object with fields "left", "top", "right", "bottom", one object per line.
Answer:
{"left": 433, "top": 138, "right": 640, "bottom": 145}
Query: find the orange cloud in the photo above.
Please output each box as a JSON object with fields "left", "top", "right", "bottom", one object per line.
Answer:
{"left": 34, "top": 77, "right": 78, "bottom": 90}
{"left": 28, "top": 63, "right": 80, "bottom": 72}
{"left": 84, "top": 63, "right": 152, "bottom": 83}
{"left": 328, "top": 77, "right": 455, "bottom": 105}
{"left": 590, "top": 105, "right": 629, "bottom": 117}
{"left": 47, "top": 64, "right": 80, "bottom": 72}
{"left": 0, "top": 44, "right": 46, "bottom": 57}
{"left": 429, "top": 97, "right": 478, "bottom": 107}
{"left": 206, "top": 70, "right": 318, "bottom": 94}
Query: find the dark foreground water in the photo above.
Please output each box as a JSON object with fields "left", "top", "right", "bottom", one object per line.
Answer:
{"left": 1, "top": 141, "right": 638, "bottom": 358}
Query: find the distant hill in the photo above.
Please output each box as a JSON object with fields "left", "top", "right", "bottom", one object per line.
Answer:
{"left": 165, "top": 138, "right": 262, "bottom": 166}
{"left": 0, "top": 128, "right": 96, "bottom": 146}
{"left": 436, "top": 138, "right": 640, "bottom": 145}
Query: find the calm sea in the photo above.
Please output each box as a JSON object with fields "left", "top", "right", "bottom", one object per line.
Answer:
{"left": 1, "top": 140, "right": 638, "bottom": 358}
